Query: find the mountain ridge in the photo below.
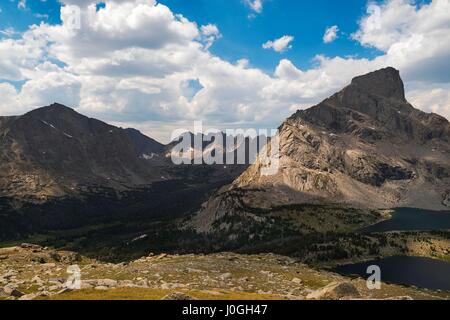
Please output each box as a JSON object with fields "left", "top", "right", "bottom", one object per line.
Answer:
{"left": 0, "top": 103, "right": 171, "bottom": 200}
{"left": 0, "top": 103, "right": 250, "bottom": 240}
{"left": 192, "top": 67, "right": 450, "bottom": 234}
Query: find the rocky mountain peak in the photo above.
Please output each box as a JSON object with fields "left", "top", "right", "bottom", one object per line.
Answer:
{"left": 290, "top": 67, "right": 450, "bottom": 143}
{"left": 26, "top": 103, "right": 78, "bottom": 117}
{"left": 350, "top": 67, "right": 406, "bottom": 101}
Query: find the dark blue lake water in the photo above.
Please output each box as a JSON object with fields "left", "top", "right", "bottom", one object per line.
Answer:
{"left": 335, "top": 256, "right": 450, "bottom": 291}
{"left": 362, "top": 207, "right": 450, "bottom": 233}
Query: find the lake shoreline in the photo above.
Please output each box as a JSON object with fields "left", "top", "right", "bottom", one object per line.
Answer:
{"left": 361, "top": 207, "right": 450, "bottom": 233}
{"left": 334, "top": 255, "right": 450, "bottom": 292}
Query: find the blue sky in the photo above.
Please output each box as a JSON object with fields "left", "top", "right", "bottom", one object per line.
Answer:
{"left": 1, "top": 0, "right": 383, "bottom": 72}
{"left": 162, "top": 0, "right": 384, "bottom": 71}
{"left": 0, "top": 0, "right": 62, "bottom": 32}
{"left": 0, "top": 0, "right": 448, "bottom": 142}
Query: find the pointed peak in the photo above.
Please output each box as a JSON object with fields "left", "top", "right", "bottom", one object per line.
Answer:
{"left": 26, "top": 103, "right": 76, "bottom": 115}
{"left": 21, "top": 104, "right": 85, "bottom": 124}
{"left": 43, "top": 103, "right": 75, "bottom": 112}
{"left": 350, "top": 67, "right": 406, "bottom": 101}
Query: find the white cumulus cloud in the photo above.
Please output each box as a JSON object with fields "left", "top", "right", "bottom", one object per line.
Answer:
{"left": 200, "top": 24, "right": 221, "bottom": 49}
{"left": 262, "top": 35, "right": 294, "bottom": 53}
{"left": 323, "top": 25, "right": 339, "bottom": 43}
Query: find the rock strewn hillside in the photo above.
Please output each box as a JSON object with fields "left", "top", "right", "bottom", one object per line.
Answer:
{"left": 1, "top": 244, "right": 449, "bottom": 301}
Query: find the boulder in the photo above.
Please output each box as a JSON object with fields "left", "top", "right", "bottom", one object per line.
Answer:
{"left": 118, "top": 280, "right": 137, "bottom": 288}
{"left": 80, "top": 281, "right": 94, "bottom": 290}
{"left": 0, "top": 288, "right": 8, "bottom": 297}
{"left": 219, "top": 273, "right": 232, "bottom": 281}
{"left": 7, "top": 288, "right": 25, "bottom": 298}
{"left": 48, "top": 285, "right": 63, "bottom": 291}
{"left": 2, "top": 270, "right": 17, "bottom": 280}
{"left": 162, "top": 292, "right": 197, "bottom": 300}
{"left": 31, "top": 275, "right": 44, "bottom": 286}
{"left": 56, "top": 288, "right": 72, "bottom": 295}
{"left": 58, "top": 251, "right": 82, "bottom": 263}
{"left": 18, "top": 293, "right": 37, "bottom": 300}
{"left": 94, "top": 286, "right": 109, "bottom": 290}
{"left": 306, "top": 282, "right": 360, "bottom": 300}
{"left": 49, "top": 252, "right": 62, "bottom": 262}
{"left": 135, "top": 279, "right": 148, "bottom": 288}
{"left": 388, "top": 296, "right": 413, "bottom": 300}
{"left": 20, "top": 243, "right": 43, "bottom": 250}
{"left": 38, "top": 291, "right": 50, "bottom": 297}
{"left": 155, "top": 254, "right": 168, "bottom": 261}
{"left": 48, "top": 278, "right": 66, "bottom": 284}
{"left": 41, "top": 263, "right": 56, "bottom": 268}
{"left": 96, "top": 279, "right": 118, "bottom": 288}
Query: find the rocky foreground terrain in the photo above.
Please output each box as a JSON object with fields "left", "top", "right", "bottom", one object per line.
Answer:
{"left": 1, "top": 244, "right": 449, "bottom": 301}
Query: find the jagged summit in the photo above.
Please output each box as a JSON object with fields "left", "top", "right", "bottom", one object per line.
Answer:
{"left": 26, "top": 103, "right": 77, "bottom": 115}
{"left": 350, "top": 67, "right": 406, "bottom": 101}
{"left": 43, "top": 102, "right": 74, "bottom": 110}
{"left": 292, "top": 67, "right": 448, "bottom": 142}
{"left": 20, "top": 103, "right": 98, "bottom": 134}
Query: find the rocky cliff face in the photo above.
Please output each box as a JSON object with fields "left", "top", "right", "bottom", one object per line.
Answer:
{"left": 192, "top": 68, "right": 450, "bottom": 233}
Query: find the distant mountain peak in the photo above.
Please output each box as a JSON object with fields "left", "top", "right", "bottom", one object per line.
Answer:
{"left": 0, "top": 103, "right": 172, "bottom": 199}
{"left": 350, "top": 67, "right": 406, "bottom": 101}
{"left": 48, "top": 102, "right": 73, "bottom": 109}
{"left": 32, "top": 103, "right": 75, "bottom": 112}
{"left": 24, "top": 103, "right": 81, "bottom": 122}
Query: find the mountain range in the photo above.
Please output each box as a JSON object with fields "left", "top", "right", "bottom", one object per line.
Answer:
{"left": 0, "top": 106, "right": 246, "bottom": 240}
{"left": 0, "top": 67, "right": 449, "bottom": 249}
